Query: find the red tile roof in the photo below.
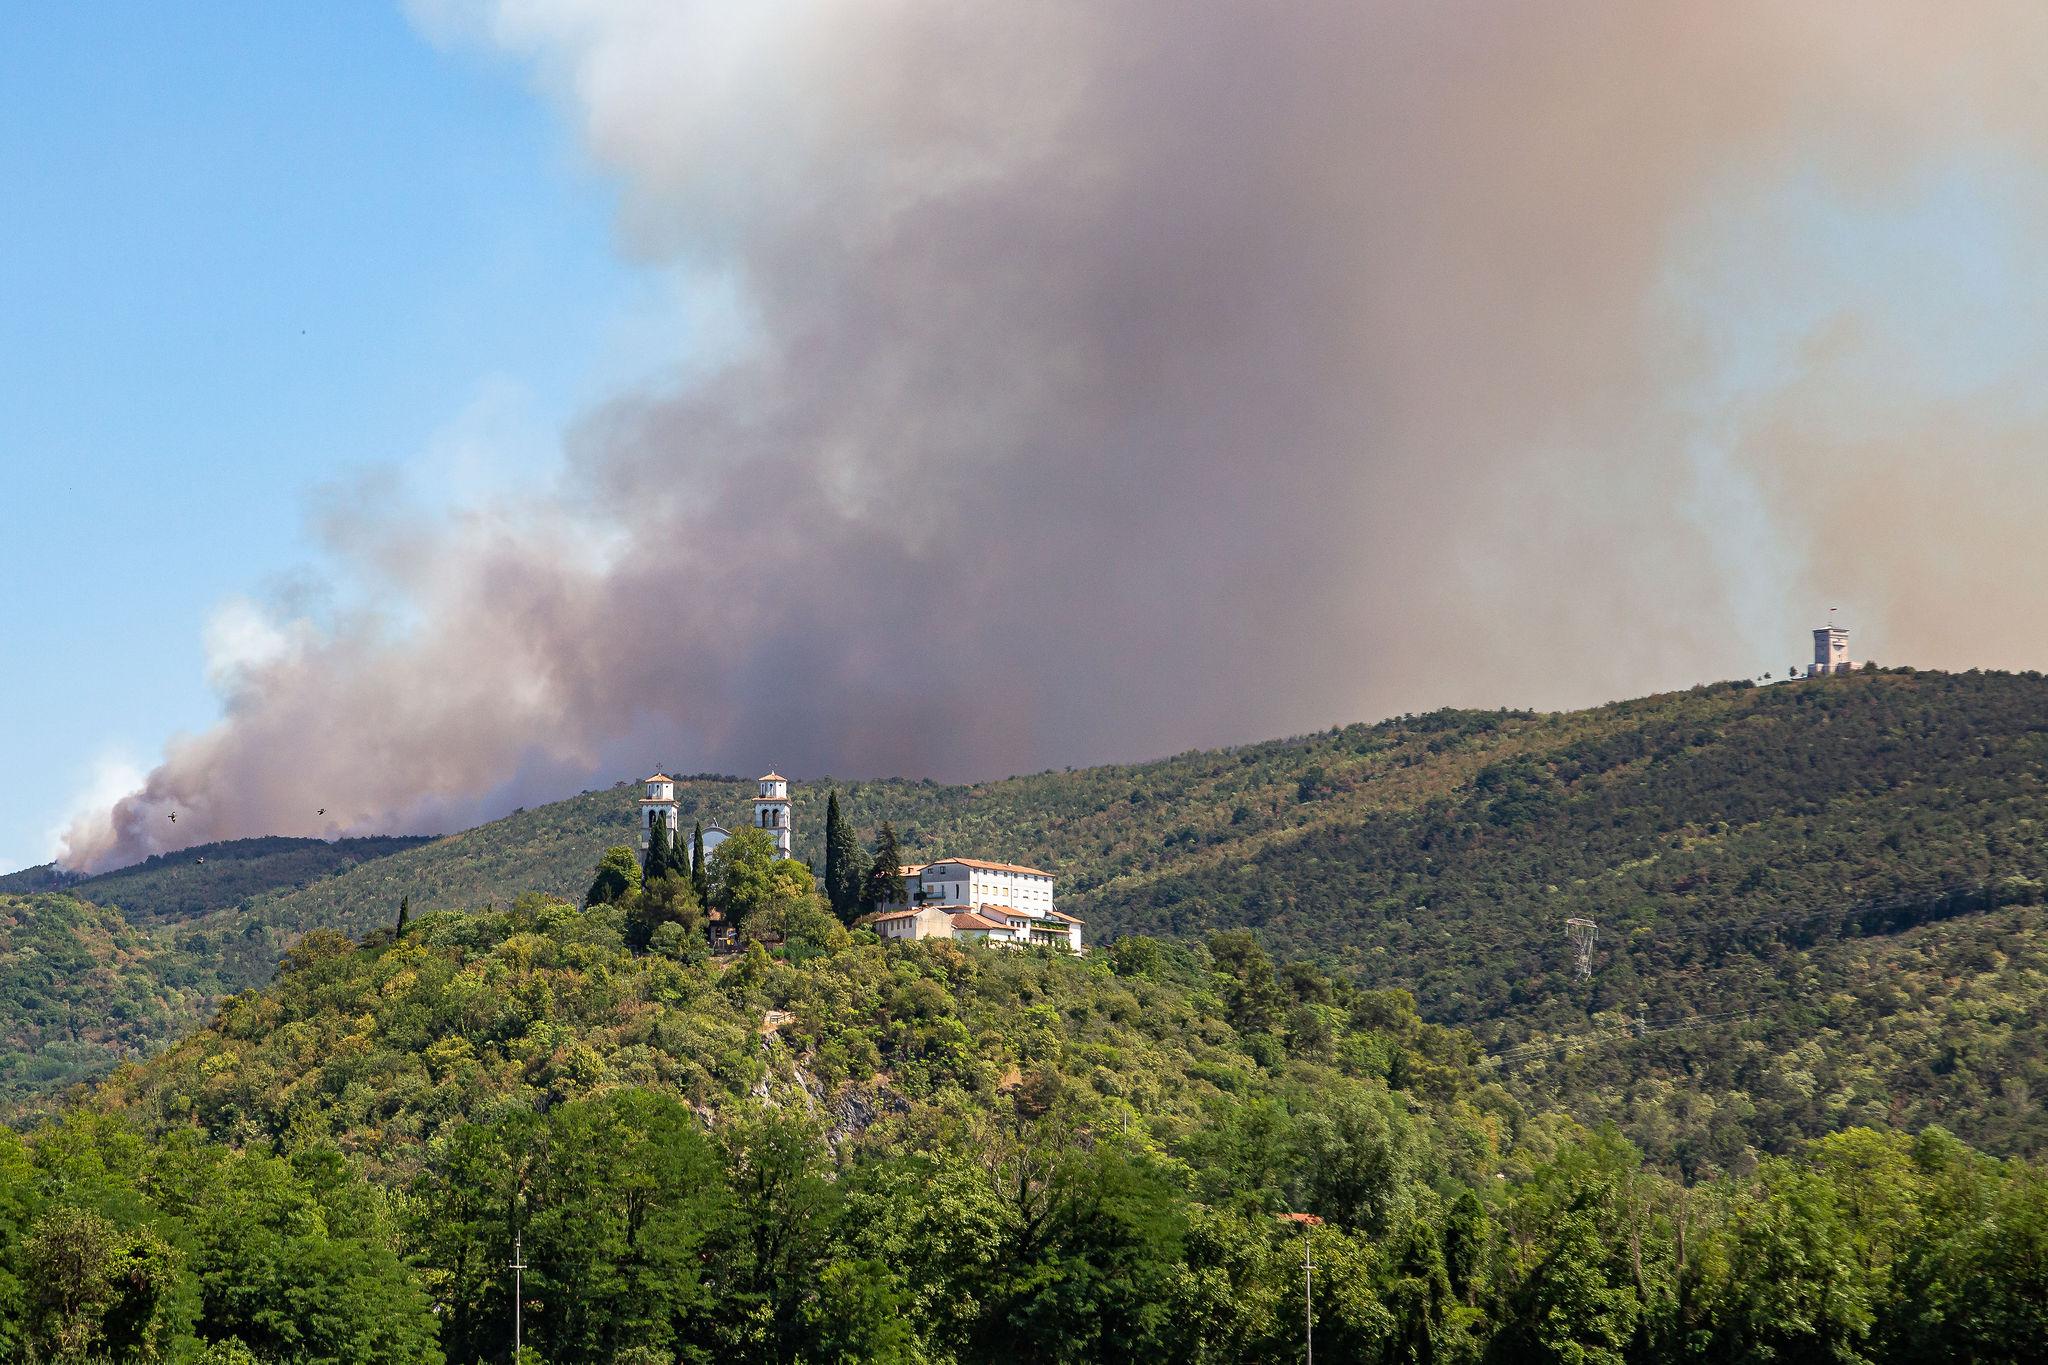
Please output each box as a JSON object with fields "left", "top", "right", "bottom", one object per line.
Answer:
{"left": 924, "top": 856, "right": 1053, "bottom": 877}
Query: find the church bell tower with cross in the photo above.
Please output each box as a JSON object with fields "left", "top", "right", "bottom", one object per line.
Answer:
{"left": 753, "top": 772, "right": 793, "bottom": 859}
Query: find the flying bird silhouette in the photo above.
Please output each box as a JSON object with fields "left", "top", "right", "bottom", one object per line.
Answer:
{"left": 167, "top": 812, "right": 176, "bottom": 823}
{"left": 317, "top": 808, "right": 325, "bottom": 816}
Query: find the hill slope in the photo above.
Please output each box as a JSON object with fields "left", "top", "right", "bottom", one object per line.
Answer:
{"left": 51, "top": 901, "right": 2048, "bottom": 1365}
{"left": 0, "top": 892, "right": 250, "bottom": 1103}
{"left": 69, "top": 833, "right": 435, "bottom": 923}
{"left": 11, "top": 668, "right": 2048, "bottom": 1163}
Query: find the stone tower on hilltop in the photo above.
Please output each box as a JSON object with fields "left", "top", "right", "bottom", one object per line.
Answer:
{"left": 1807, "top": 618, "right": 1858, "bottom": 676}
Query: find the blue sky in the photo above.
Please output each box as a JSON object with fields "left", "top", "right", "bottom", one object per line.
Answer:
{"left": 0, "top": 4, "right": 644, "bottom": 870}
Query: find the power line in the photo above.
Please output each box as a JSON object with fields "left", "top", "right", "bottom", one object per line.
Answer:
{"left": 510, "top": 1231, "right": 526, "bottom": 1361}
{"left": 1486, "top": 1005, "right": 1763, "bottom": 1065}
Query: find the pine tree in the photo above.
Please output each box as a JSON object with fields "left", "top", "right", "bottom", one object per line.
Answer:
{"left": 824, "top": 791, "right": 869, "bottom": 924}
{"left": 691, "top": 822, "right": 710, "bottom": 904}
{"left": 395, "top": 895, "right": 410, "bottom": 937}
{"left": 861, "top": 822, "right": 905, "bottom": 914}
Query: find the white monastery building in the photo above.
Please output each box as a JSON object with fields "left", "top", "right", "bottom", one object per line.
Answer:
{"left": 639, "top": 771, "right": 796, "bottom": 861}
{"left": 637, "top": 768, "right": 1082, "bottom": 949}
{"left": 866, "top": 857, "right": 1083, "bottom": 951}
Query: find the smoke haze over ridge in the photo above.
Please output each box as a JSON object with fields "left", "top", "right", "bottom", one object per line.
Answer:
{"left": 59, "top": 1, "right": 2048, "bottom": 871}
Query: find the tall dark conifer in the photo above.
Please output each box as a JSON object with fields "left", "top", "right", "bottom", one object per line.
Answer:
{"left": 861, "top": 822, "right": 905, "bottom": 914}
{"left": 824, "top": 791, "right": 868, "bottom": 924}
{"left": 691, "top": 822, "right": 710, "bottom": 903}
{"left": 644, "top": 815, "right": 673, "bottom": 880}
{"left": 824, "top": 791, "right": 842, "bottom": 906}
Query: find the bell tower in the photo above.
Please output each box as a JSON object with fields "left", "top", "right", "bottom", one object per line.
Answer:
{"left": 639, "top": 774, "right": 679, "bottom": 852}
{"left": 753, "top": 771, "right": 793, "bottom": 859}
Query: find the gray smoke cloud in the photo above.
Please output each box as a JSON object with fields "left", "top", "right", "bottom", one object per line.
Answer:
{"left": 60, "top": 1, "right": 2048, "bottom": 871}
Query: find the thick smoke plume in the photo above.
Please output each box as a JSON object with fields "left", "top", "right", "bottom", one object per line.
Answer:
{"left": 61, "top": 1, "right": 2048, "bottom": 871}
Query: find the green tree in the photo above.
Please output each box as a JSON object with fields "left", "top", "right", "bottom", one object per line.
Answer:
{"left": 186, "top": 1148, "right": 443, "bottom": 1364}
{"left": 1500, "top": 1212, "right": 1638, "bottom": 1365}
{"left": 1444, "top": 1187, "right": 1490, "bottom": 1306}
{"left": 517, "top": 1091, "right": 729, "bottom": 1363}
{"left": 802, "top": 1259, "right": 917, "bottom": 1365}
{"left": 709, "top": 827, "right": 814, "bottom": 933}
{"left": 1285, "top": 1088, "right": 1418, "bottom": 1236}
{"left": 586, "top": 845, "right": 643, "bottom": 908}
{"left": 713, "top": 1109, "right": 841, "bottom": 1363}
{"left": 1696, "top": 1165, "right": 1875, "bottom": 1364}
{"left": 642, "top": 814, "right": 676, "bottom": 881}
{"left": 23, "top": 1205, "right": 182, "bottom": 1365}
{"left": 625, "top": 873, "right": 704, "bottom": 954}
{"left": 691, "top": 822, "right": 710, "bottom": 904}
{"left": 977, "top": 1130, "right": 1190, "bottom": 1364}
{"left": 1209, "top": 930, "right": 1288, "bottom": 1037}
{"left": 395, "top": 894, "right": 410, "bottom": 937}
{"left": 823, "top": 792, "right": 869, "bottom": 925}
{"left": 860, "top": 823, "right": 905, "bottom": 914}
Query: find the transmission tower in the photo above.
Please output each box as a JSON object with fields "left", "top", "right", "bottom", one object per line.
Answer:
{"left": 1565, "top": 918, "right": 1597, "bottom": 979}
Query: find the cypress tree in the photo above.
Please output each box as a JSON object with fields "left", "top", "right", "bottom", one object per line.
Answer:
{"left": 691, "top": 822, "right": 710, "bottom": 904}
{"left": 861, "top": 822, "right": 905, "bottom": 914}
{"left": 824, "top": 790, "right": 868, "bottom": 924}
{"left": 396, "top": 895, "right": 410, "bottom": 936}
{"left": 644, "top": 814, "right": 673, "bottom": 880}
{"left": 824, "top": 792, "right": 843, "bottom": 911}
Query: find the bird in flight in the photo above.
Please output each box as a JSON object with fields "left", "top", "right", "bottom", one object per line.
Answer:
{"left": 168, "top": 812, "right": 176, "bottom": 823}
{"left": 317, "top": 808, "right": 326, "bottom": 816}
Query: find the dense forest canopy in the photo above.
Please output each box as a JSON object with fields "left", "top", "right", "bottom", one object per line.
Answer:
{"left": 5, "top": 902, "right": 2040, "bottom": 1363}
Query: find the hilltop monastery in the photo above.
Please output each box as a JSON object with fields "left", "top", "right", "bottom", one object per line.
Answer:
{"left": 635, "top": 771, "right": 1083, "bottom": 951}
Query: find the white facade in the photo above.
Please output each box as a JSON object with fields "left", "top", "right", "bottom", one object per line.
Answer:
{"left": 753, "top": 772, "right": 793, "bottom": 859}
{"left": 638, "top": 775, "right": 678, "bottom": 852}
{"left": 905, "top": 858, "right": 1057, "bottom": 915}
{"left": 636, "top": 772, "right": 738, "bottom": 859}
{"left": 870, "top": 857, "right": 1080, "bottom": 950}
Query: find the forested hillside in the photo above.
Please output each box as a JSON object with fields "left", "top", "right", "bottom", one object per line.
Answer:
{"left": 215, "top": 669, "right": 2048, "bottom": 1159}
{"left": 7, "top": 668, "right": 2048, "bottom": 1164}
{"left": 0, "top": 835, "right": 432, "bottom": 919}
{"left": 71, "top": 835, "right": 435, "bottom": 924}
{"left": 9, "top": 903, "right": 2041, "bottom": 1363}
{"left": 0, "top": 893, "right": 264, "bottom": 1105}
{"left": 247, "top": 671, "right": 2048, "bottom": 962}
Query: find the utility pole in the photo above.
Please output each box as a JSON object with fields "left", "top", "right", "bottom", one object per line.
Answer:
{"left": 509, "top": 1230, "right": 526, "bottom": 1362}
{"left": 1305, "top": 1221, "right": 1314, "bottom": 1365}
{"left": 1277, "top": 1212, "right": 1323, "bottom": 1365}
